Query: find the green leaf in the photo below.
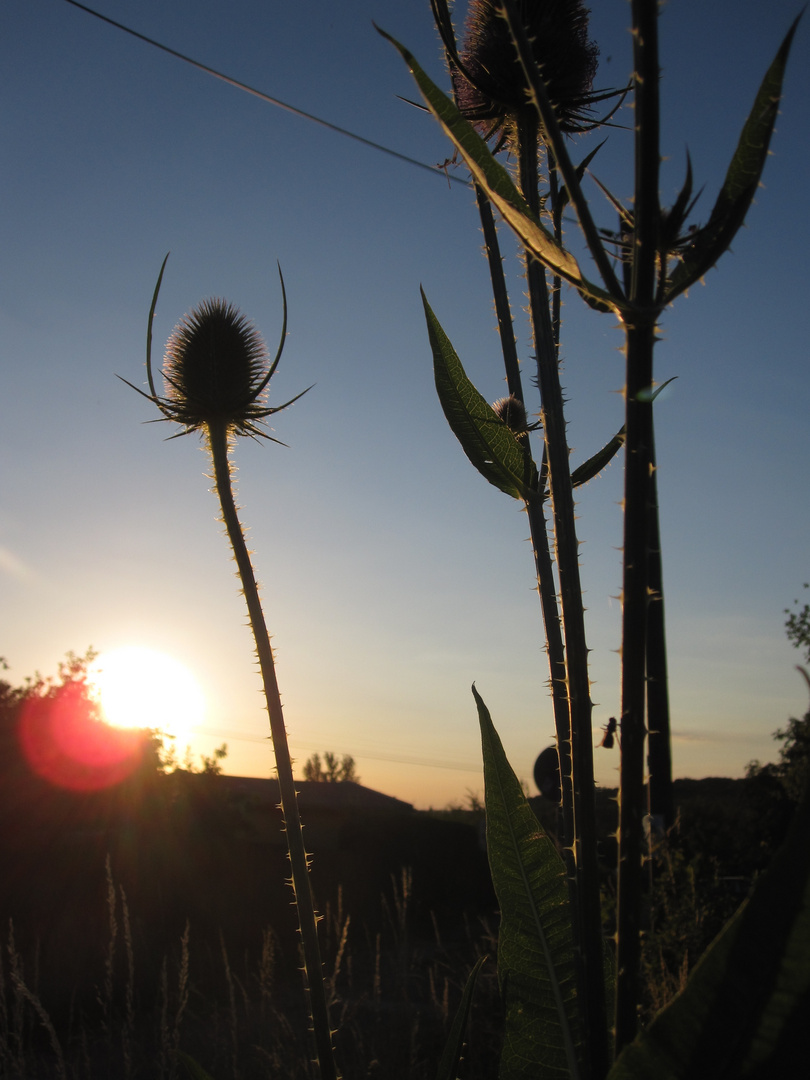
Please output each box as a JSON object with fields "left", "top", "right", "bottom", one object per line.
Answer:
{"left": 378, "top": 28, "right": 621, "bottom": 316}
{"left": 607, "top": 771, "right": 810, "bottom": 1079}
{"left": 177, "top": 1051, "right": 218, "bottom": 1080}
{"left": 422, "top": 291, "right": 539, "bottom": 502}
{"left": 666, "top": 16, "right": 801, "bottom": 303}
{"left": 570, "top": 378, "right": 674, "bottom": 489}
{"left": 571, "top": 427, "right": 625, "bottom": 489}
{"left": 434, "top": 956, "right": 487, "bottom": 1080}
{"left": 473, "top": 686, "right": 582, "bottom": 1080}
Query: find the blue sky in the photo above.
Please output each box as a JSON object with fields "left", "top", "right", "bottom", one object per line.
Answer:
{"left": 2, "top": 0, "right": 809, "bottom": 808}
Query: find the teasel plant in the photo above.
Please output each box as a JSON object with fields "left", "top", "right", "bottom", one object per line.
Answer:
{"left": 413, "top": 1, "right": 624, "bottom": 1073}
{"left": 426, "top": 2, "right": 628, "bottom": 1074}
{"left": 382, "top": 0, "right": 803, "bottom": 1076}
{"left": 120, "top": 255, "right": 339, "bottom": 1080}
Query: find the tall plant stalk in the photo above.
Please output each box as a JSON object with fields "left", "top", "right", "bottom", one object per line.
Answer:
{"left": 516, "top": 114, "right": 606, "bottom": 1078}
{"left": 122, "top": 260, "right": 338, "bottom": 1080}
{"left": 206, "top": 421, "right": 337, "bottom": 1079}
{"left": 614, "top": 0, "right": 661, "bottom": 1050}
{"left": 473, "top": 185, "right": 575, "bottom": 870}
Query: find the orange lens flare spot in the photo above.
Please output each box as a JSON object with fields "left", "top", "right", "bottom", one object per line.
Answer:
{"left": 18, "top": 682, "right": 144, "bottom": 791}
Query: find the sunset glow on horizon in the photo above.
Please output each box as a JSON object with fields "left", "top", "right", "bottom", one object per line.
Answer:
{"left": 2, "top": 0, "right": 808, "bottom": 808}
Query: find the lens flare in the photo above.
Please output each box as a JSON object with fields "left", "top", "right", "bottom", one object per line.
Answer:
{"left": 18, "top": 681, "right": 144, "bottom": 791}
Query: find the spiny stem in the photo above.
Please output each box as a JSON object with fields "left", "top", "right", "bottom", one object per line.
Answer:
{"left": 615, "top": 0, "right": 662, "bottom": 1054}
{"left": 474, "top": 183, "right": 574, "bottom": 862}
{"left": 474, "top": 185, "right": 522, "bottom": 397}
{"left": 517, "top": 116, "right": 607, "bottom": 1080}
{"left": 206, "top": 419, "right": 338, "bottom": 1080}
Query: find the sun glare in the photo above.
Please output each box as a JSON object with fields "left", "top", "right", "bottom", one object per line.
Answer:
{"left": 88, "top": 647, "right": 205, "bottom": 747}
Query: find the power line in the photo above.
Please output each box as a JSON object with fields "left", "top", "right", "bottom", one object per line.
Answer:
{"left": 61, "top": 0, "right": 469, "bottom": 187}
{"left": 190, "top": 725, "right": 481, "bottom": 775}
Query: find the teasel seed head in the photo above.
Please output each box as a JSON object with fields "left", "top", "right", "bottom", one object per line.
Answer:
{"left": 452, "top": 0, "right": 600, "bottom": 150}
{"left": 163, "top": 299, "right": 271, "bottom": 435}
{"left": 120, "top": 255, "right": 310, "bottom": 442}
{"left": 493, "top": 393, "right": 529, "bottom": 433}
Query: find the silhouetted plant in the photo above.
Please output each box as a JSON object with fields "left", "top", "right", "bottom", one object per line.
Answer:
{"left": 786, "top": 583, "right": 810, "bottom": 664}
{"left": 121, "top": 258, "right": 337, "bottom": 1080}
{"left": 381, "top": 1, "right": 806, "bottom": 1077}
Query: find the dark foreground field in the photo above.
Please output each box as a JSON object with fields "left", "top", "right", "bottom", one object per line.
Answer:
{"left": 1, "top": 770, "right": 502, "bottom": 1079}
{"left": 0, "top": 765, "right": 794, "bottom": 1079}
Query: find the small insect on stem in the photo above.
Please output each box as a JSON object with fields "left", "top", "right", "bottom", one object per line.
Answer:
{"left": 436, "top": 150, "right": 460, "bottom": 187}
{"left": 600, "top": 716, "right": 618, "bottom": 750}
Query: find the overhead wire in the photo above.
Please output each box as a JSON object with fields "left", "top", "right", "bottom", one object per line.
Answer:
{"left": 61, "top": 0, "right": 470, "bottom": 187}
{"left": 191, "top": 726, "right": 482, "bottom": 775}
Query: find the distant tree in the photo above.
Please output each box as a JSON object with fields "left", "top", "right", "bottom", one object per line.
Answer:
{"left": 745, "top": 593, "right": 810, "bottom": 804}
{"left": 785, "top": 583, "right": 810, "bottom": 664}
{"left": 769, "top": 706, "right": 810, "bottom": 803}
{"left": 179, "top": 742, "right": 228, "bottom": 774}
{"left": 200, "top": 743, "right": 228, "bottom": 775}
{"left": 302, "top": 752, "right": 358, "bottom": 783}
{"left": 747, "top": 676, "right": 810, "bottom": 805}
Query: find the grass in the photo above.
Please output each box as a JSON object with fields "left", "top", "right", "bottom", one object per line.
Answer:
{"left": 0, "top": 856, "right": 503, "bottom": 1080}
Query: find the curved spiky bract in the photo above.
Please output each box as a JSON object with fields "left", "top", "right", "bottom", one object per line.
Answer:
{"left": 163, "top": 299, "right": 271, "bottom": 435}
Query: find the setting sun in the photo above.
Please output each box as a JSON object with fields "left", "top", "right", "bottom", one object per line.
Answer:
{"left": 88, "top": 646, "right": 205, "bottom": 748}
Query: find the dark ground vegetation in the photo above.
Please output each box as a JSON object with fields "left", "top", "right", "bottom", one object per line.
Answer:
{"left": 0, "top": 665, "right": 806, "bottom": 1078}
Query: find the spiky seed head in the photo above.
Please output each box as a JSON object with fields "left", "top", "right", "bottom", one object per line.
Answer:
{"left": 163, "top": 299, "right": 271, "bottom": 436}
{"left": 453, "top": 0, "right": 599, "bottom": 150}
{"left": 493, "top": 394, "right": 529, "bottom": 433}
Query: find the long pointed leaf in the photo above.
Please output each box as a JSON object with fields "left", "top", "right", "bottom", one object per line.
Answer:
{"left": 434, "top": 956, "right": 487, "bottom": 1080}
{"left": 378, "top": 28, "right": 621, "bottom": 316}
{"left": 571, "top": 427, "right": 625, "bottom": 489}
{"left": 178, "top": 1052, "right": 217, "bottom": 1080}
{"left": 570, "top": 377, "right": 675, "bottom": 489}
{"left": 666, "top": 16, "right": 801, "bottom": 303}
{"left": 474, "top": 686, "right": 582, "bottom": 1079}
{"left": 423, "top": 292, "right": 538, "bottom": 502}
{"left": 607, "top": 770, "right": 810, "bottom": 1079}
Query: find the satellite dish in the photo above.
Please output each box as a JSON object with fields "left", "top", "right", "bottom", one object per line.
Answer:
{"left": 533, "top": 746, "right": 561, "bottom": 803}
